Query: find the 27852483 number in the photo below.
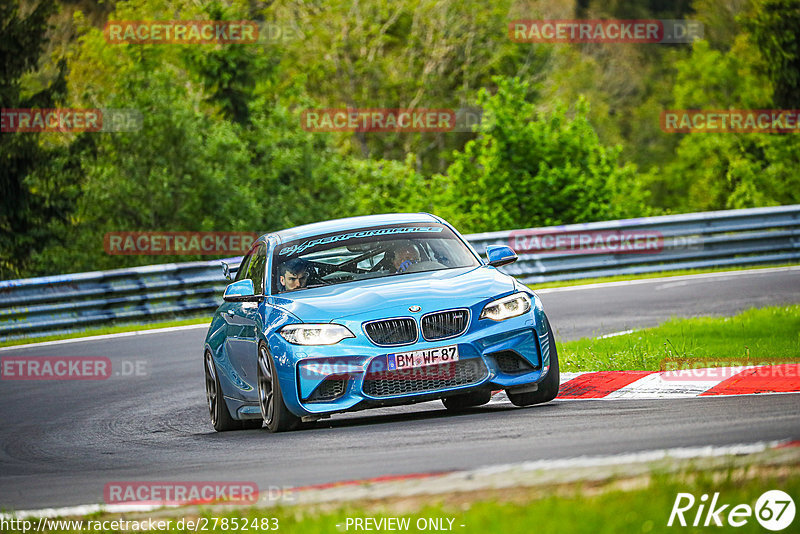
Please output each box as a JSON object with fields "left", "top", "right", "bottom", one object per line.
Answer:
{"left": 190, "top": 517, "right": 279, "bottom": 531}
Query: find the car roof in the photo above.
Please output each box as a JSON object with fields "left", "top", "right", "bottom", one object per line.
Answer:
{"left": 270, "top": 213, "right": 442, "bottom": 243}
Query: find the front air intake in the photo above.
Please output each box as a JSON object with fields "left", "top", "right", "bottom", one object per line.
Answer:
{"left": 305, "top": 376, "right": 348, "bottom": 403}
{"left": 362, "top": 358, "right": 488, "bottom": 397}
{"left": 491, "top": 350, "right": 538, "bottom": 374}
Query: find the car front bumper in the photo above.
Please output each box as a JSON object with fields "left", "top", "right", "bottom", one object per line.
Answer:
{"left": 259, "top": 297, "right": 555, "bottom": 418}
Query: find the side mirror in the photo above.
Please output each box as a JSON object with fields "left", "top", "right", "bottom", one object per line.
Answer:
{"left": 486, "top": 245, "right": 518, "bottom": 267}
{"left": 223, "top": 279, "right": 261, "bottom": 302}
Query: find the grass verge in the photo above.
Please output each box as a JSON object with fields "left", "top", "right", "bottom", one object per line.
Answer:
{"left": 557, "top": 304, "right": 800, "bottom": 372}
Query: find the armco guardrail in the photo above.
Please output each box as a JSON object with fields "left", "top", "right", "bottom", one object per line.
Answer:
{"left": 1, "top": 205, "right": 799, "bottom": 341}
{"left": 468, "top": 204, "right": 800, "bottom": 284}
{"left": 0, "top": 260, "right": 239, "bottom": 341}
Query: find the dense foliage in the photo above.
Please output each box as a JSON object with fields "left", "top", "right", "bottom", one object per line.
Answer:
{"left": 2, "top": 0, "right": 798, "bottom": 278}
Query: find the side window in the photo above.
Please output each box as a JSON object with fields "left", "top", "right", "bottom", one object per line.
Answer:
{"left": 247, "top": 245, "right": 267, "bottom": 295}
{"left": 234, "top": 250, "right": 254, "bottom": 282}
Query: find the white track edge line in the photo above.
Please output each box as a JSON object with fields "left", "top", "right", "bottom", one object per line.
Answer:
{"left": 534, "top": 265, "right": 800, "bottom": 293}
{"left": 0, "top": 324, "right": 210, "bottom": 352}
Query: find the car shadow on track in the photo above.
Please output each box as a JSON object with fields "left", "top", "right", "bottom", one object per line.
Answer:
{"left": 285, "top": 401, "right": 558, "bottom": 433}
{"left": 195, "top": 400, "right": 561, "bottom": 438}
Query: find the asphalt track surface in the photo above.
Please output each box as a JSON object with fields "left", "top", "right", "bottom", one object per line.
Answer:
{"left": 1, "top": 268, "right": 799, "bottom": 510}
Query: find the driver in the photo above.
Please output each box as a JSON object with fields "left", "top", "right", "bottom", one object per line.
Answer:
{"left": 385, "top": 240, "right": 421, "bottom": 273}
{"left": 279, "top": 258, "right": 310, "bottom": 291}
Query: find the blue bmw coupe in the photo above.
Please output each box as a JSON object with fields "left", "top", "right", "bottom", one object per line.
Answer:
{"left": 203, "top": 213, "right": 559, "bottom": 432}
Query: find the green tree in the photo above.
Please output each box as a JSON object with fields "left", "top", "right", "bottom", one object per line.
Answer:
{"left": 346, "top": 154, "right": 429, "bottom": 215}
{"left": 655, "top": 33, "right": 799, "bottom": 212}
{"left": 434, "top": 77, "right": 648, "bottom": 233}
{"left": 36, "top": 0, "right": 364, "bottom": 272}
{"left": 744, "top": 0, "right": 800, "bottom": 107}
{"left": 276, "top": 0, "right": 550, "bottom": 175}
{"left": 0, "top": 0, "right": 83, "bottom": 279}
{"left": 181, "top": 1, "right": 279, "bottom": 125}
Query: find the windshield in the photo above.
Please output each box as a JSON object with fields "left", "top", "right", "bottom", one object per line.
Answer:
{"left": 272, "top": 223, "right": 481, "bottom": 294}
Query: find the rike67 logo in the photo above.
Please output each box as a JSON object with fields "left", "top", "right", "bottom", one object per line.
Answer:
{"left": 668, "top": 490, "right": 795, "bottom": 530}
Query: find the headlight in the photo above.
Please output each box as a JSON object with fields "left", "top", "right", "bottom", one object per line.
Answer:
{"left": 279, "top": 324, "right": 355, "bottom": 345}
{"left": 480, "top": 292, "right": 532, "bottom": 321}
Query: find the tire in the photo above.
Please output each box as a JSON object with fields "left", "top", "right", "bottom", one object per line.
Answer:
{"left": 506, "top": 316, "right": 560, "bottom": 407}
{"left": 205, "top": 351, "right": 242, "bottom": 432}
{"left": 258, "top": 342, "right": 301, "bottom": 432}
{"left": 442, "top": 389, "right": 492, "bottom": 411}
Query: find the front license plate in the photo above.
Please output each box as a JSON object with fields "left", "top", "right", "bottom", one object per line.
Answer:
{"left": 388, "top": 345, "right": 460, "bottom": 370}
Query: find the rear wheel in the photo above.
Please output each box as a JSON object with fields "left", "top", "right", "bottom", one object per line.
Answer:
{"left": 506, "top": 316, "right": 560, "bottom": 407}
{"left": 442, "top": 389, "right": 492, "bottom": 411}
{"left": 205, "top": 351, "right": 241, "bottom": 432}
{"left": 258, "top": 342, "right": 301, "bottom": 432}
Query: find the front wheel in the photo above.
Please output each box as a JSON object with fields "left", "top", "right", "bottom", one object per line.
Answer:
{"left": 258, "top": 342, "right": 301, "bottom": 432}
{"left": 506, "top": 316, "right": 560, "bottom": 407}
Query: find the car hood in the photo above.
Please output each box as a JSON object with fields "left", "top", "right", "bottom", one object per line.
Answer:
{"left": 269, "top": 266, "right": 515, "bottom": 322}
